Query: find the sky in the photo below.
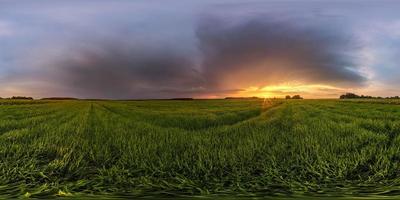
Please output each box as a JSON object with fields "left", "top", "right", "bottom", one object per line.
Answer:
{"left": 0, "top": 0, "right": 399, "bottom": 99}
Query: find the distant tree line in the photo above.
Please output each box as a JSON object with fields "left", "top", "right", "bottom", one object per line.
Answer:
{"left": 225, "top": 97, "right": 260, "bottom": 100}
{"left": 0, "top": 96, "right": 82, "bottom": 100}
{"left": 11, "top": 96, "right": 34, "bottom": 100}
{"left": 41, "top": 97, "right": 78, "bottom": 100}
{"left": 170, "top": 98, "right": 194, "bottom": 100}
{"left": 0, "top": 96, "right": 34, "bottom": 100}
{"left": 340, "top": 93, "right": 400, "bottom": 99}
{"left": 285, "top": 95, "right": 303, "bottom": 99}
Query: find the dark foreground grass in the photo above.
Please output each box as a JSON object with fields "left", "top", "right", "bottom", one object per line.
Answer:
{"left": 1, "top": 99, "right": 400, "bottom": 199}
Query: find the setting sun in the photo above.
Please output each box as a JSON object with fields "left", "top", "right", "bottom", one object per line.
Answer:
{"left": 234, "top": 83, "right": 346, "bottom": 99}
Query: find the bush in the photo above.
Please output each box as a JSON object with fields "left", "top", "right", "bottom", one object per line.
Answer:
{"left": 286, "top": 95, "right": 303, "bottom": 99}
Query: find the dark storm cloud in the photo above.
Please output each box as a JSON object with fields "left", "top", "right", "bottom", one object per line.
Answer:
{"left": 13, "top": 15, "right": 367, "bottom": 99}
{"left": 52, "top": 39, "right": 246, "bottom": 98}
{"left": 50, "top": 40, "right": 204, "bottom": 99}
{"left": 3, "top": 1, "right": 400, "bottom": 98}
{"left": 197, "top": 17, "right": 366, "bottom": 90}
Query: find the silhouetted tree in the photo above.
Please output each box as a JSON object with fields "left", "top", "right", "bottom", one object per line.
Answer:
{"left": 340, "top": 93, "right": 360, "bottom": 99}
{"left": 291, "top": 95, "right": 303, "bottom": 99}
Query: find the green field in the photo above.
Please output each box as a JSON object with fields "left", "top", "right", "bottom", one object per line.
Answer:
{"left": 1, "top": 99, "right": 400, "bottom": 199}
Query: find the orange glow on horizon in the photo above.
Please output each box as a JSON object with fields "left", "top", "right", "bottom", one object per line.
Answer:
{"left": 234, "top": 83, "right": 348, "bottom": 99}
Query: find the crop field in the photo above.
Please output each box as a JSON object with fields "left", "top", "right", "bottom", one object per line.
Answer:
{"left": 1, "top": 99, "right": 400, "bottom": 199}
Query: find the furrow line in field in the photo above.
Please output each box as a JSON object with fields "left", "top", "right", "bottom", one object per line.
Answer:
{"left": 0, "top": 111, "right": 65, "bottom": 137}
{"left": 94, "top": 102, "right": 186, "bottom": 131}
{"left": 0, "top": 104, "right": 61, "bottom": 120}
{"left": 0, "top": 107, "right": 60, "bottom": 122}
{"left": 96, "top": 101, "right": 283, "bottom": 131}
{"left": 211, "top": 102, "right": 285, "bottom": 129}
{"left": 314, "top": 103, "right": 400, "bottom": 121}
{"left": 0, "top": 104, "right": 83, "bottom": 139}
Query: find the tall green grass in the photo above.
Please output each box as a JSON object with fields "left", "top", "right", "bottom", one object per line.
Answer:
{"left": 0, "top": 99, "right": 400, "bottom": 198}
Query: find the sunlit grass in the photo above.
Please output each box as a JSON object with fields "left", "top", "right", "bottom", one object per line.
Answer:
{"left": 0, "top": 99, "right": 400, "bottom": 198}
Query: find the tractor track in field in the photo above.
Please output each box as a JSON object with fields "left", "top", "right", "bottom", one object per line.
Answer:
{"left": 0, "top": 109, "right": 80, "bottom": 140}
{"left": 0, "top": 103, "right": 85, "bottom": 138}
{"left": 93, "top": 102, "right": 191, "bottom": 132}
{"left": 0, "top": 111, "right": 63, "bottom": 137}
{"left": 95, "top": 101, "right": 284, "bottom": 132}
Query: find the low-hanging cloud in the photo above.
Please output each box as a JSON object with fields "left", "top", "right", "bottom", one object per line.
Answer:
{"left": 197, "top": 17, "right": 366, "bottom": 91}
{"left": 3, "top": 15, "right": 367, "bottom": 99}
{"left": 46, "top": 40, "right": 206, "bottom": 99}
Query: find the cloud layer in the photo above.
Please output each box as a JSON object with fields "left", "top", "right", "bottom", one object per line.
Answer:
{"left": 0, "top": 1, "right": 373, "bottom": 99}
{"left": 32, "top": 18, "right": 365, "bottom": 98}
{"left": 51, "top": 41, "right": 204, "bottom": 99}
{"left": 198, "top": 18, "right": 366, "bottom": 91}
